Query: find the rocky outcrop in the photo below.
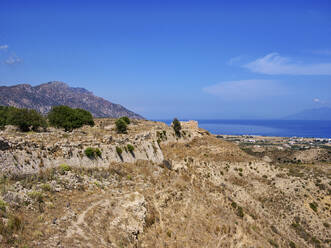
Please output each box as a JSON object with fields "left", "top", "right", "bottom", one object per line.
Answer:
{"left": 0, "top": 119, "right": 200, "bottom": 176}
{"left": 0, "top": 81, "right": 143, "bottom": 118}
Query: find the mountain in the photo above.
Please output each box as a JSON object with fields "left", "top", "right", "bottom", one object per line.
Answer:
{"left": 0, "top": 81, "right": 143, "bottom": 119}
{"left": 284, "top": 107, "right": 331, "bottom": 120}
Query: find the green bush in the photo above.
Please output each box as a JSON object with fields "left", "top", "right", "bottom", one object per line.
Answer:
{"left": 127, "top": 144, "right": 134, "bottom": 153}
{"left": 84, "top": 147, "right": 102, "bottom": 159}
{"left": 41, "top": 184, "right": 52, "bottom": 192}
{"left": 231, "top": 201, "right": 244, "bottom": 218}
{"left": 0, "top": 106, "right": 47, "bottom": 131}
{"left": 309, "top": 202, "right": 318, "bottom": 212}
{"left": 0, "top": 106, "right": 14, "bottom": 129}
{"left": 172, "top": 118, "right": 181, "bottom": 137}
{"left": 59, "top": 163, "right": 71, "bottom": 173}
{"left": 116, "top": 146, "right": 122, "bottom": 156}
{"left": 84, "top": 147, "right": 94, "bottom": 158}
{"left": 115, "top": 118, "right": 127, "bottom": 133}
{"left": 236, "top": 206, "right": 244, "bottom": 218}
{"left": 48, "top": 105, "right": 94, "bottom": 131}
{"left": 119, "top": 116, "right": 130, "bottom": 124}
{"left": 95, "top": 148, "right": 102, "bottom": 157}
{"left": 0, "top": 199, "right": 6, "bottom": 212}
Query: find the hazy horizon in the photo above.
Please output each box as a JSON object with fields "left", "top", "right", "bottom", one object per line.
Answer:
{"left": 1, "top": 0, "right": 331, "bottom": 119}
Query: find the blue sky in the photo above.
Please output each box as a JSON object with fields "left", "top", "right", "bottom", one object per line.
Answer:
{"left": 0, "top": 0, "right": 331, "bottom": 119}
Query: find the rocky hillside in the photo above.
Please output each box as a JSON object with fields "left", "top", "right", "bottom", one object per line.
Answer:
{"left": 0, "top": 120, "right": 330, "bottom": 247}
{"left": 0, "top": 81, "right": 143, "bottom": 119}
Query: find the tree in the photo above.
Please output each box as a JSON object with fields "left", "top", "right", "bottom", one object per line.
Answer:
{"left": 115, "top": 118, "right": 127, "bottom": 133}
{"left": 120, "top": 116, "right": 130, "bottom": 125}
{"left": 7, "top": 108, "right": 46, "bottom": 132}
{"left": 172, "top": 118, "right": 181, "bottom": 137}
{"left": 74, "top": 108, "right": 95, "bottom": 126}
{"left": 48, "top": 105, "right": 94, "bottom": 131}
{"left": 0, "top": 106, "right": 11, "bottom": 129}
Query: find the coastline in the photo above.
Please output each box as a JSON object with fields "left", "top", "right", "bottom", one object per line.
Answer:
{"left": 158, "top": 119, "right": 331, "bottom": 139}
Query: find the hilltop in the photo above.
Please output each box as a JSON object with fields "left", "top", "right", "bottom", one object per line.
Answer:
{"left": 0, "top": 119, "right": 330, "bottom": 247}
{"left": 0, "top": 81, "right": 143, "bottom": 119}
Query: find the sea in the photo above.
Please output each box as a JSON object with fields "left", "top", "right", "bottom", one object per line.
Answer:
{"left": 159, "top": 119, "right": 331, "bottom": 138}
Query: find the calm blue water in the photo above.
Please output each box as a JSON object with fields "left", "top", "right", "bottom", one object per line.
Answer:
{"left": 159, "top": 120, "right": 331, "bottom": 138}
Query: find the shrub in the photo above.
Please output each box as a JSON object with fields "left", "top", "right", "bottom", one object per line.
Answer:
{"left": 0, "top": 106, "right": 47, "bottom": 132}
{"left": 231, "top": 201, "right": 244, "bottom": 218}
{"left": 172, "top": 118, "right": 181, "bottom": 137}
{"left": 95, "top": 148, "right": 102, "bottom": 157}
{"left": 0, "top": 106, "right": 15, "bottom": 129}
{"left": 115, "top": 118, "right": 127, "bottom": 133}
{"left": 236, "top": 206, "right": 244, "bottom": 218}
{"left": 84, "top": 147, "right": 102, "bottom": 159}
{"left": 127, "top": 144, "right": 134, "bottom": 153}
{"left": 74, "top": 108, "right": 95, "bottom": 126}
{"left": 116, "top": 146, "right": 122, "bottom": 156}
{"left": 0, "top": 199, "right": 6, "bottom": 212}
{"left": 309, "top": 202, "right": 318, "bottom": 212}
{"left": 120, "top": 116, "right": 130, "bottom": 124}
{"left": 41, "top": 183, "right": 52, "bottom": 192}
{"left": 28, "top": 191, "right": 43, "bottom": 203}
{"left": 48, "top": 105, "right": 94, "bottom": 131}
{"left": 84, "top": 147, "right": 94, "bottom": 158}
{"left": 59, "top": 164, "right": 71, "bottom": 174}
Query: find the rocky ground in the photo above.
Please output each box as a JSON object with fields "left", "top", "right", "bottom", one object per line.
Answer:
{"left": 0, "top": 119, "right": 330, "bottom": 247}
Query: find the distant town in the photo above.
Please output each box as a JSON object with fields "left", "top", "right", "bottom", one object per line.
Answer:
{"left": 218, "top": 134, "right": 331, "bottom": 150}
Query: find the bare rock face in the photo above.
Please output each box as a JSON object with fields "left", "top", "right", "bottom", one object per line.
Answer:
{"left": 0, "top": 81, "right": 143, "bottom": 119}
{"left": 0, "top": 119, "right": 201, "bottom": 176}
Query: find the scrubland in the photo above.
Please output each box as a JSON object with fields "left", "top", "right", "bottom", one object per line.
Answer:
{"left": 0, "top": 119, "right": 330, "bottom": 247}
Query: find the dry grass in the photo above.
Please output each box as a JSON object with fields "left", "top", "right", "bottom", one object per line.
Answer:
{"left": 0, "top": 119, "right": 330, "bottom": 247}
{"left": 161, "top": 135, "right": 255, "bottom": 163}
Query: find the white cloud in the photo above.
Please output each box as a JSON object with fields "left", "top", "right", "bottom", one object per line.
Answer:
{"left": 4, "top": 55, "right": 22, "bottom": 65}
{"left": 203, "top": 79, "right": 284, "bottom": 100}
{"left": 0, "top": 44, "right": 8, "bottom": 50}
{"left": 244, "top": 53, "right": 331, "bottom": 75}
{"left": 313, "top": 98, "right": 320, "bottom": 103}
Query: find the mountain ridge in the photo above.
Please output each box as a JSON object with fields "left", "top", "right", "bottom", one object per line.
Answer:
{"left": 284, "top": 107, "right": 331, "bottom": 120}
{"left": 0, "top": 81, "right": 143, "bottom": 119}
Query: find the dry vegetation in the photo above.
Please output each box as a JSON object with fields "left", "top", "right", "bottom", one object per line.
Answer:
{"left": 0, "top": 119, "right": 330, "bottom": 247}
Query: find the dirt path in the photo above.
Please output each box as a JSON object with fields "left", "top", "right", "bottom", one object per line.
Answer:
{"left": 65, "top": 198, "right": 109, "bottom": 240}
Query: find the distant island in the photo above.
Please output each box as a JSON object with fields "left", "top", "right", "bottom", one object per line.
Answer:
{"left": 284, "top": 107, "right": 331, "bottom": 120}
{"left": 0, "top": 81, "right": 143, "bottom": 119}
